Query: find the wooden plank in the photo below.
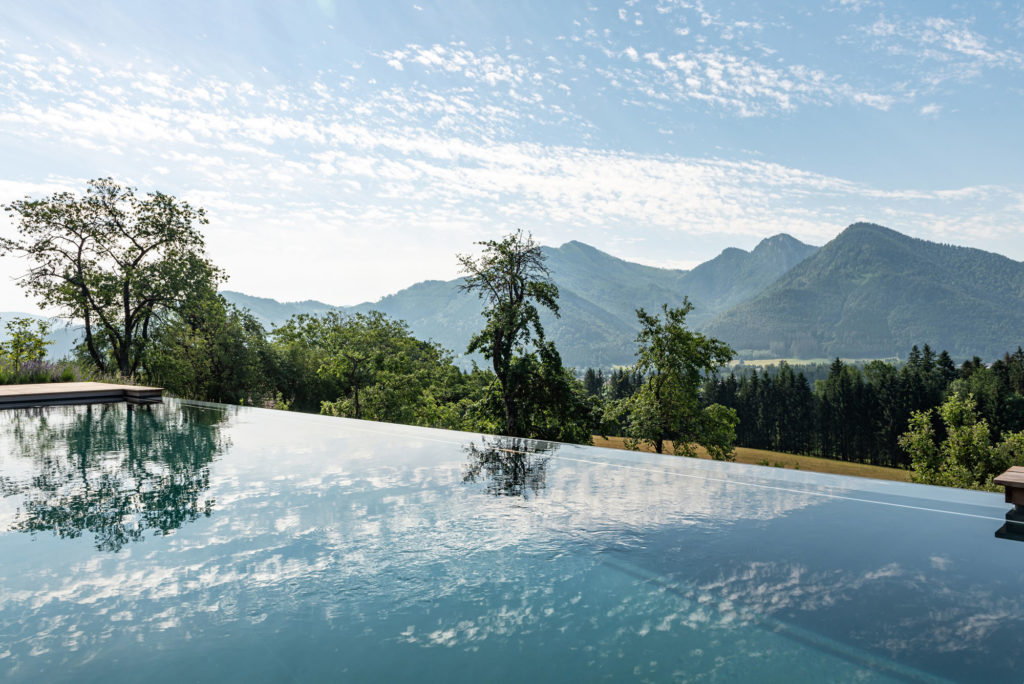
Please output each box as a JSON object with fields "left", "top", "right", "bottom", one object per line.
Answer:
{"left": 994, "top": 466, "right": 1024, "bottom": 487}
{"left": 0, "top": 382, "right": 162, "bottom": 408}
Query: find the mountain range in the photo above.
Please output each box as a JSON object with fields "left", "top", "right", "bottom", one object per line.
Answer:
{"left": 225, "top": 222, "right": 1024, "bottom": 367}
{"left": 224, "top": 231, "right": 818, "bottom": 368}
{"left": 12, "top": 223, "right": 1023, "bottom": 367}
{"left": 704, "top": 223, "right": 1024, "bottom": 360}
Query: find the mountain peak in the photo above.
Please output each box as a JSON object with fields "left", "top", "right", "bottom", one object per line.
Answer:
{"left": 752, "top": 233, "right": 812, "bottom": 253}
{"left": 705, "top": 224, "right": 1024, "bottom": 359}
{"left": 837, "top": 222, "right": 901, "bottom": 240}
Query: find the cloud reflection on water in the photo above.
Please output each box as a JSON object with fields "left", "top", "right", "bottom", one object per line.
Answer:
{"left": 0, "top": 401, "right": 1021, "bottom": 681}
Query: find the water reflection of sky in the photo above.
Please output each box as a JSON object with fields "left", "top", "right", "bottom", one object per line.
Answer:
{"left": 0, "top": 399, "right": 1021, "bottom": 682}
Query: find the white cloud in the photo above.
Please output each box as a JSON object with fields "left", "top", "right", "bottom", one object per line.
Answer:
{"left": 0, "top": 16, "right": 1021, "bottom": 310}
{"left": 858, "top": 14, "right": 1024, "bottom": 87}
{"left": 600, "top": 46, "right": 893, "bottom": 116}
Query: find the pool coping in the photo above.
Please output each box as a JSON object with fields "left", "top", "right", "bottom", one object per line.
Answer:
{"left": 0, "top": 381, "right": 162, "bottom": 409}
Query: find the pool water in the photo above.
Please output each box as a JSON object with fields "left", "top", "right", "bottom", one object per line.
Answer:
{"left": 1, "top": 400, "right": 1022, "bottom": 682}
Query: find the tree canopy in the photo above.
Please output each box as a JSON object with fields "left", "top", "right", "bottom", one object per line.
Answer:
{"left": 624, "top": 301, "right": 738, "bottom": 458}
{"left": 2, "top": 178, "right": 222, "bottom": 375}
{"left": 899, "top": 392, "right": 1024, "bottom": 490}
{"left": 458, "top": 230, "right": 591, "bottom": 442}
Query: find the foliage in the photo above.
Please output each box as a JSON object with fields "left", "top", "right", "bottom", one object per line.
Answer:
{"left": 504, "top": 341, "right": 594, "bottom": 444}
{"left": 0, "top": 359, "right": 79, "bottom": 385}
{"left": 142, "top": 294, "right": 274, "bottom": 405}
{"left": 0, "top": 317, "right": 104, "bottom": 385}
{"left": 899, "top": 392, "right": 1024, "bottom": 490}
{"left": 702, "top": 344, "right": 1014, "bottom": 471}
{"left": 0, "top": 317, "right": 52, "bottom": 365}
{"left": 2, "top": 178, "right": 223, "bottom": 376}
{"left": 265, "top": 312, "right": 349, "bottom": 414}
{"left": 458, "top": 229, "right": 592, "bottom": 443}
{"left": 271, "top": 310, "right": 485, "bottom": 430}
{"left": 623, "top": 301, "right": 737, "bottom": 458}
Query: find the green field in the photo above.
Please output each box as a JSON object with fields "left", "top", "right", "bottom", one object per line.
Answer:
{"left": 592, "top": 436, "right": 912, "bottom": 482}
{"left": 727, "top": 357, "right": 901, "bottom": 368}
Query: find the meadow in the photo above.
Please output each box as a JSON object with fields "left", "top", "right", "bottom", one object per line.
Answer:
{"left": 592, "top": 436, "right": 912, "bottom": 482}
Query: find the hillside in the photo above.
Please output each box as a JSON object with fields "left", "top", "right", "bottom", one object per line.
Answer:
{"left": 675, "top": 234, "right": 818, "bottom": 327}
{"left": 704, "top": 223, "right": 1024, "bottom": 359}
{"left": 219, "top": 291, "right": 339, "bottom": 328}
{"left": 224, "top": 235, "right": 816, "bottom": 368}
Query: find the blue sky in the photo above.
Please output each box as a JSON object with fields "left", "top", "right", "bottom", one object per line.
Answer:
{"left": 1, "top": 0, "right": 1023, "bottom": 311}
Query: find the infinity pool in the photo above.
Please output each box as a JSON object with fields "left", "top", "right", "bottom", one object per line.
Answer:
{"left": 1, "top": 399, "right": 1021, "bottom": 682}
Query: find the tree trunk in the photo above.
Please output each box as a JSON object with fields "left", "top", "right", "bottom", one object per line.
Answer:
{"left": 503, "top": 387, "right": 518, "bottom": 436}
{"left": 82, "top": 311, "right": 105, "bottom": 373}
{"left": 116, "top": 341, "right": 130, "bottom": 377}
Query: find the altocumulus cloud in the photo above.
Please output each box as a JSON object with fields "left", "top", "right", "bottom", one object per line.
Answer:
{"left": 0, "top": 7, "right": 1022, "bottom": 308}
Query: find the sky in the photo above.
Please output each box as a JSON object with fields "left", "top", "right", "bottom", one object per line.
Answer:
{"left": 1, "top": 0, "right": 1023, "bottom": 312}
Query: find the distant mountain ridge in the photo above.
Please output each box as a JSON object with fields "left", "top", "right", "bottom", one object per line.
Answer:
{"left": 224, "top": 225, "right": 1024, "bottom": 366}
{"left": 218, "top": 292, "right": 339, "bottom": 327}
{"left": 704, "top": 223, "right": 1024, "bottom": 359}
{"left": 224, "top": 233, "right": 817, "bottom": 368}
{"left": 16, "top": 225, "right": 1022, "bottom": 367}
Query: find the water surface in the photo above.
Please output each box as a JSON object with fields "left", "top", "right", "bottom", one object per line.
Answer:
{"left": 1, "top": 400, "right": 1021, "bottom": 682}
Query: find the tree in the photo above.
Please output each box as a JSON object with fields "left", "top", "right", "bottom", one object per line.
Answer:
{"left": 319, "top": 310, "right": 465, "bottom": 425}
{"left": 624, "top": 301, "right": 738, "bottom": 458}
{"left": 458, "top": 229, "right": 570, "bottom": 438}
{"left": 143, "top": 294, "right": 273, "bottom": 404}
{"left": 899, "top": 392, "right": 1024, "bottom": 490}
{"left": 582, "top": 367, "right": 604, "bottom": 396}
{"left": 2, "top": 178, "right": 222, "bottom": 376}
{"left": 271, "top": 310, "right": 479, "bottom": 429}
{"left": 0, "top": 316, "right": 52, "bottom": 366}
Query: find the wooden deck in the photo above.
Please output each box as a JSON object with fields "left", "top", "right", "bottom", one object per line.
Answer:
{"left": 995, "top": 466, "right": 1024, "bottom": 508}
{"left": 0, "top": 382, "right": 163, "bottom": 409}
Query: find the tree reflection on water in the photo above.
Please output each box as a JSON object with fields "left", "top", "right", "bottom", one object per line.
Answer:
{"left": 0, "top": 401, "right": 229, "bottom": 552}
{"left": 462, "top": 436, "right": 558, "bottom": 499}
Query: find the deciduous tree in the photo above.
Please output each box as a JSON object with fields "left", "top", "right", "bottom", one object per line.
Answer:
{"left": 458, "top": 230, "right": 590, "bottom": 441}
{"left": 2, "top": 178, "right": 222, "bottom": 376}
{"left": 900, "top": 392, "right": 1024, "bottom": 490}
{"left": 625, "top": 301, "right": 737, "bottom": 457}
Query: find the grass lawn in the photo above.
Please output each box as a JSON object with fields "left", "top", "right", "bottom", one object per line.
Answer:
{"left": 591, "top": 435, "right": 912, "bottom": 482}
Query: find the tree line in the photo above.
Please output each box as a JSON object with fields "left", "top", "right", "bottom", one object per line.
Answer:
{"left": 3, "top": 179, "right": 1023, "bottom": 489}
{"left": 0, "top": 181, "right": 738, "bottom": 458}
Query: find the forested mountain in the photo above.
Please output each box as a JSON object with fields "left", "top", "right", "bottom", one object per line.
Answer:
{"left": 674, "top": 233, "right": 818, "bottom": 326}
{"left": 705, "top": 223, "right": 1024, "bottom": 359}
{"left": 224, "top": 235, "right": 816, "bottom": 368}
{"left": 216, "top": 225, "right": 1024, "bottom": 366}
{"left": 218, "top": 291, "right": 339, "bottom": 328}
